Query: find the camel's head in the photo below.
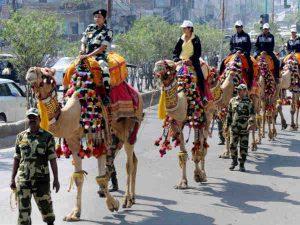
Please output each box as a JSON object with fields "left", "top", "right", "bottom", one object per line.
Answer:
{"left": 26, "top": 67, "right": 56, "bottom": 99}
{"left": 153, "top": 60, "right": 177, "bottom": 87}
{"left": 220, "top": 55, "right": 242, "bottom": 90}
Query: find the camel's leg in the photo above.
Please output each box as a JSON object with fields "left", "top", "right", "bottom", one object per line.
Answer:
{"left": 200, "top": 146, "right": 208, "bottom": 182}
{"left": 267, "top": 112, "right": 273, "bottom": 140}
{"left": 64, "top": 137, "right": 84, "bottom": 222}
{"left": 277, "top": 100, "right": 287, "bottom": 130}
{"left": 131, "top": 151, "right": 138, "bottom": 204}
{"left": 220, "top": 129, "right": 230, "bottom": 159}
{"left": 256, "top": 114, "right": 262, "bottom": 144}
{"left": 175, "top": 131, "right": 188, "bottom": 189}
{"left": 262, "top": 109, "right": 266, "bottom": 138}
{"left": 96, "top": 154, "right": 119, "bottom": 212}
{"left": 251, "top": 129, "right": 257, "bottom": 151}
{"left": 291, "top": 94, "right": 296, "bottom": 130}
{"left": 122, "top": 142, "right": 135, "bottom": 208}
{"left": 296, "top": 95, "right": 300, "bottom": 129}
{"left": 272, "top": 110, "right": 277, "bottom": 139}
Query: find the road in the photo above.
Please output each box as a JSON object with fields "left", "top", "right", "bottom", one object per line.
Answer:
{"left": 0, "top": 106, "right": 299, "bottom": 225}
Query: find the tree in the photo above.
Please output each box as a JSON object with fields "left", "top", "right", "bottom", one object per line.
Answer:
{"left": 0, "top": 9, "right": 62, "bottom": 81}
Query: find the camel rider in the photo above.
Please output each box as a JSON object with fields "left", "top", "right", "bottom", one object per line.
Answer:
{"left": 80, "top": 9, "right": 113, "bottom": 106}
{"left": 219, "top": 20, "right": 253, "bottom": 88}
{"left": 287, "top": 28, "right": 300, "bottom": 54}
{"left": 173, "top": 20, "right": 207, "bottom": 103}
{"left": 254, "top": 23, "right": 280, "bottom": 83}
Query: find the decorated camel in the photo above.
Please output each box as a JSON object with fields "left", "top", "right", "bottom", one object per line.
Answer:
{"left": 153, "top": 59, "right": 212, "bottom": 188}
{"left": 26, "top": 56, "right": 143, "bottom": 222}
{"left": 212, "top": 52, "right": 259, "bottom": 157}
{"left": 257, "top": 52, "right": 281, "bottom": 140}
{"left": 280, "top": 52, "right": 300, "bottom": 130}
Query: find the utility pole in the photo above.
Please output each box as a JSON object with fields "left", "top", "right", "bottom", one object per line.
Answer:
{"left": 264, "top": 0, "right": 268, "bottom": 14}
{"left": 271, "top": 0, "right": 274, "bottom": 23}
{"left": 107, "top": 0, "right": 112, "bottom": 19}
{"left": 11, "top": 0, "right": 16, "bottom": 12}
{"left": 220, "top": 0, "right": 225, "bottom": 62}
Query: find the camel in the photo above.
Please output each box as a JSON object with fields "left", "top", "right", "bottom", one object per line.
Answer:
{"left": 280, "top": 52, "right": 300, "bottom": 130}
{"left": 26, "top": 62, "right": 143, "bottom": 221}
{"left": 153, "top": 59, "right": 210, "bottom": 189}
{"left": 212, "top": 52, "right": 247, "bottom": 158}
{"left": 257, "top": 52, "right": 280, "bottom": 140}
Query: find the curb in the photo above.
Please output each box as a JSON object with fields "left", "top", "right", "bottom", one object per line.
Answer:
{"left": 0, "top": 90, "right": 160, "bottom": 146}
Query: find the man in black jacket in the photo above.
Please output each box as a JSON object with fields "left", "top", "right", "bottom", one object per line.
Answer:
{"left": 219, "top": 20, "right": 253, "bottom": 88}
{"left": 287, "top": 28, "right": 300, "bottom": 53}
{"left": 254, "top": 23, "right": 280, "bottom": 83}
{"left": 173, "top": 20, "right": 206, "bottom": 101}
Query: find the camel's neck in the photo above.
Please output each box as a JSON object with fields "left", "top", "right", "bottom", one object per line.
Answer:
{"left": 40, "top": 89, "right": 61, "bottom": 125}
{"left": 163, "top": 80, "right": 179, "bottom": 111}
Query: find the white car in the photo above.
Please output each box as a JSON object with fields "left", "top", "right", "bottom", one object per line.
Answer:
{"left": 0, "top": 78, "right": 27, "bottom": 122}
{"left": 51, "top": 57, "right": 75, "bottom": 86}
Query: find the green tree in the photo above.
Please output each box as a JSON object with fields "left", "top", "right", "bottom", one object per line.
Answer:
{"left": 115, "top": 16, "right": 226, "bottom": 67}
{"left": 0, "top": 10, "right": 62, "bottom": 80}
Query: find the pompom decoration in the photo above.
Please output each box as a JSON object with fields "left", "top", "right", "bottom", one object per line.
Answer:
{"left": 62, "top": 62, "right": 108, "bottom": 159}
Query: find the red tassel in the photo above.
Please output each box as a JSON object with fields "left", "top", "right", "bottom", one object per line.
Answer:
{"left": 55, "top": 144, "right": 63, "bottom": 158}
{"left": 93, "top": 144, "right": 101, "bottom": 158}
{"left": 62, "top": 141, "right": 72, "bottom": 158}
{"left": 78, "top": 145, "right": 85, "bottom": 159}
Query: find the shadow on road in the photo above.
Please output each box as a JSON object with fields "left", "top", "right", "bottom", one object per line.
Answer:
{"left": 182, "top": 177, "right": 300, "bottom": 214}
{"left": 0, "top": 150, "right": 13, "bottom": 171}
{"left": 80, "top": 194, "right": 215, "bottom": 225}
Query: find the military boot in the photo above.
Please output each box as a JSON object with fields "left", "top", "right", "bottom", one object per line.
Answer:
{"left": 109, "top": 171, "right": 119, "bottom": 192}
{"left": 229, "top": 157, "right": 238, "bottom": 171}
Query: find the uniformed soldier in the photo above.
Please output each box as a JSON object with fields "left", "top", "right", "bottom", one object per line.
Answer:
{"left": 254, "top": 23, "right": 280, "bottom": 83}
{"left": 287, "top": 28, "right": 300, "bottom": 54}
{"left": 10, "top": 108, "right": 60, "bottom": 225}
{"left": 224, "top": 84, "right": 256, "bottom": 172}
{"left": 80, "top": 9, "right": 113, "bottom": 106}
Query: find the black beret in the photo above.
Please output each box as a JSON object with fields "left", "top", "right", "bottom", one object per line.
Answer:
{"left": 93, "top": 9, "right": 107, "bottom": 18}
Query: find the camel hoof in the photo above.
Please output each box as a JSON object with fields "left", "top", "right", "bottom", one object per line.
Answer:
{"left": 251, "top": 144, "right": 257, "bottom": 151}
{"left": 219, "top": 151, "right": 230, "bottom": 159}
{"left": 194, "top": 172, "right": 201, "bottom": 183}
{"left": 122, "top": 196, "right": 134, "bottom": 208}
{"left": 63, "top": 211, "right": 81, "bottom": 222}
{"left": 174, "top": 180, "right": 188, "bottom": 189}
{"left": 108, "top": 199, "right": 120, "bottom": 212}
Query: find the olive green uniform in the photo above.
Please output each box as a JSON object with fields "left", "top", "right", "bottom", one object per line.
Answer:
{"left": 14, "top": 129, "right": 56, "bottom": 225}
{"left": 226, "top": 96, "right": 255, "bottom": 162}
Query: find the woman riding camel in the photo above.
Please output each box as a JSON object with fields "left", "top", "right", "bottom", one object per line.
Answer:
{"left": 173, "top": 20, "right": 207, "bottom": 103}
{"left": 80, "top": 9, "right": 113, "bottom": 106}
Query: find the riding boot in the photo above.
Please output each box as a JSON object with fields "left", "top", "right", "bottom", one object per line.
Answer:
{"left": 229, "top": 157, "right": 238, "bottom": 170}
{"left": 109, "top": 171, "right": 119, "bottom": 192}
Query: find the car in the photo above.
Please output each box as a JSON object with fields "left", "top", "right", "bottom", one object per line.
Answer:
{"left": 0, "top": 78, "right": 27, "bottom": 122}
{"left": 51, "top": 57, "right": 75, "bottom": 86}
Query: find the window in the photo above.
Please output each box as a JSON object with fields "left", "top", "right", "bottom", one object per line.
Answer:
{"left": 0, "top": 83, "right": 11, "bottom": 96}
{"left": 7, "top": 83, "right": 22, "bottom": 97}
{"left": 39, "top": 0, "right": 47, "bottom": 3}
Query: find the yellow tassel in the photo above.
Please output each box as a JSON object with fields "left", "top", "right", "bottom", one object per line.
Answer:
{"left": 67, "top": 171, "right": 87, "bottom": 192}
{"left": 178, "top": 151, "right": 188, "bottom": 169}
{"left": 37, "top": 101, "right": 49, "bottom": 131}
{"left": 158, "top": 90, "right": 167, "bottom": 120}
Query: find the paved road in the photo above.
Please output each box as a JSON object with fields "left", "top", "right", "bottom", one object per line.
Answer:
{"left": 0, "top": 106, "right": 299, "bottom": 225}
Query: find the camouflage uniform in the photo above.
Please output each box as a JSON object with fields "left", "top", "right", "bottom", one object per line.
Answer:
{"left": 81, "top": 23, "right": 113, "bottom": 96}
{"left": 226, "top": 96, "right": 255, "bottom": 163}
{"left": 14, "top": 129, "right": 57, "bottom": 225}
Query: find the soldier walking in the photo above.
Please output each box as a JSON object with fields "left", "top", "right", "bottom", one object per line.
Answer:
{"left": 224, "top": 84, "right": 256, "bottom": 172}
{"left": 10, "top": 108, "right": 60, "bottom": 225}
